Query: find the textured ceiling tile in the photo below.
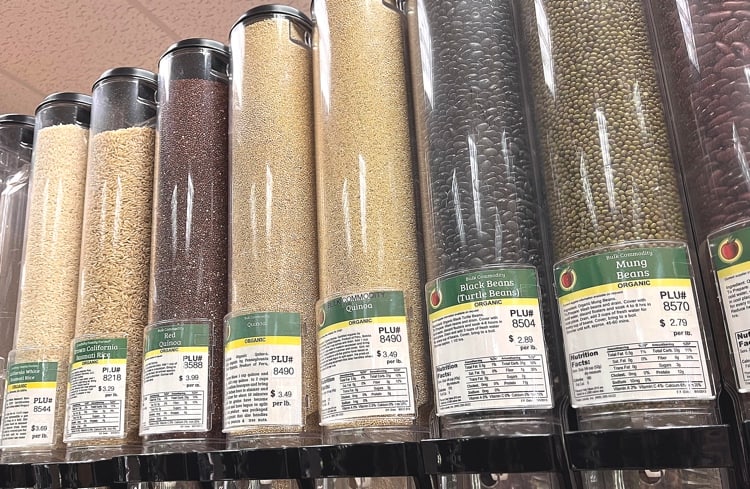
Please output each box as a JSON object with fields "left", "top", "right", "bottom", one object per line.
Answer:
{"left": 0, "top": 0, "right": 312, "bottom": 114}
{"left": 0, "top": 0, "right": 172, "bottom": 108}
{"left": 0, "top": 72, "right": 43, "bottom": 115}
{"left": 137, "top": 0, "right": 311, "bottom": 43}
{"left": 132, "top": 0, "right": 240, "bottom": 43}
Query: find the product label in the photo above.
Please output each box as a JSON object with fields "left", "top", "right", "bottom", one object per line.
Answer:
{"left": 64, "top": 338, "right": 128, "bottom": 441}
{"left": 710, "top": 225, "right": 750, "bottom": 392}
{"left": 0, "top": 362, "right": 58, "bottom": 448}
{"left": 140, "top": 323, "right": 210, "bottom": 435}
{"left": 427, "top": 268, "right": 553, "bottom": 415}
{"left": 318, "top": 291, "right": 415, "bottom": 424}
{"left": 555, "top": 245, "right": 712, "bottom": 407}
{"left": 224, "top": 312, "right": 303, "bottom": 430}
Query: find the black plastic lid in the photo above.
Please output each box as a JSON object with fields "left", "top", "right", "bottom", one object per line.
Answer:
{"left": 94, "top": 67, "right": 157, "bottom": 89}
{"left": 35, "top": 92, "right": 92, "bottom": 114}
{"left": 0, "top": 114, "right": 34, "bottom": 127}
{"left": 161, "top": 38, "right": 229, "bottom": 61}
{"left": 231, "top": 4, "right": 313, "bottom": 34}
{"left": 0, "top": 463, "right": 35, "bottom": 488}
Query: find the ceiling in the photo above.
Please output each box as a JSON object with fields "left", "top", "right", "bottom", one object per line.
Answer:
{"left": 0, "top": 0, "right": 310, "bottom": 115}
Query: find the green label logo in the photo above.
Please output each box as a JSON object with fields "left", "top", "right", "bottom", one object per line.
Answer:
{"left": 554, "top": 246, "right": 691, "bottom": 296}
{"left": 717, "top": 236, "right": 743, "bottom": 264}
{"left": 318, "top": 291, "right": 405, "bottom": 330}
{"left": 72, "top": 338, "right": 128, "bottom": 363}
{"left": 559, "top": 268, "right": 577, "bottom": 292}
{"left": 8, "top": 362, "right": 58, "bottom": 385}
{"left": 225, "top": 312, "right": 301, "bottom": 343}
{"left": 710, "top": 226, "right": 750, "bottom": 271}
{"left": 428, "top": 287, "right": 442, "bottom": 310}
{"left": 145, "top": 323, "right": 210, "bottom": 353}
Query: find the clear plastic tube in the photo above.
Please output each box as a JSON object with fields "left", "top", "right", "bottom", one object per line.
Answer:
{"left": 145, "top": 41, "right": 229, "bottom": 452}
{"left": 312, "top": 0, "right": 433, "bottom": 448}
{"left": 64, "top": 69, "right": 156, "bottom": 459}
{"left": 227, "top": 6, "right": 319, "bottom": 449}
{"left": 1, "top": 94, "right": 91, "bottom": 463}
{"left": 0, "top": 115, "right": 33, "bottom": 378}
{"left": 518, "top": 1, "right": 726, "bottom": 487}
{"left": 645, "top": 0, "right": 750, "bottom": 424}
{"left": 406, "top": 1, "right": 559, "bottom": 486}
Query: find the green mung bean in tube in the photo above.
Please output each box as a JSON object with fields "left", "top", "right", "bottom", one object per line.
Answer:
{"left": 520, "top": 0, "right": 686, "bottom": 259}
{"left": 227, "top": 6, "right": 319, "bottom": 447}
{"left": 519, "top": 0, "right": 715, "bottom": 408}
{"left": 312, "top": 0, "right": 432, "bottom": 440}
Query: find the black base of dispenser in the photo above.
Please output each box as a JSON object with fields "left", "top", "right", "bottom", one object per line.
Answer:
{"left": 565, "top": 425, "right": 732, "bottom": 471}
{"left": 299, "top": 442, "right": 430, "bottom": 489}
{"left": 0, "top": 462, "right": 35, "bottom": 489}
{"left": 421, "top": 434, "right": 571, "bottom": 489}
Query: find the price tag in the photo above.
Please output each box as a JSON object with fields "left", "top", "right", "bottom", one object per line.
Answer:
{"left": 65, "top": 338, "right": 128, "bottom": 441}
{"left": 554, "top": 244, "right": 713, "bottom": 406}
{"left": 224, "top": 312, "right": 303, "bottom": 430}
{"left": 140, "top": 322, "right": 211, "bottom": 435}
{"left": 1, "top": 361, "right": 58, "bottom": 448}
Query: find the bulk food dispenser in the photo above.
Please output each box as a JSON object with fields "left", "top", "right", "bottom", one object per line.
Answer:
{"left": 227, "top": 5, "right": 319, "bottom": 450}
{"left": 518, "top": 0, "right": 733, "bottom": 487}
{"left": 144, "top": 39, "right": 229, "bottom": 452}
{"left": 0, "top": 114, "right": 33, "bottom": 415}
{"left": 65, "top": 67, "right": 156, "bottom": 460}
{"left": 406, "top": 0, "right": 566, "bottom": 487}
{"left": 645, "top": 0, "right": 750, "bottom": 484}
{"left": 312, "top": 0, "right": 433, "bottom": 487}
{"left": 1, "top": 93, "right": 91, "bottom": 463}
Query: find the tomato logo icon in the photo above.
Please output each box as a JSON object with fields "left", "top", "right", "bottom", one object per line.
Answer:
{"left": 718, "top": 236, "right": 743, "bottom": 264}
{"left": 559, "top": 268, "right": 576, "bottom": 291}
{"left": 317, "top": 307, "right": 326, "bottom": 327}
{"left": 429, "top": 288, "right": 442, "bottom": 309}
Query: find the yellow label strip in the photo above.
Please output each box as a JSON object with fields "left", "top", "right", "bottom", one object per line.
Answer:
{"left": 71, "top": 358, "right": 127, "bottom": 370}
{"left": 429, "top": 298, "right": 539, "bottom": 321}
{"left": 559, "top": 278, "right": 692, "bottom": 305}
{"left": 717, "top": 260, "right": 750, "bottom": 280}
{"left": 226, "top": 336, "right": 301, "bottom": 352}
{"left": 144, "top": 345, "right": 208, "bottom": 360}
{"left": 319, "top": 316, "right": 407, "bottom": 337}
{"left": 8, "top": 381, "right": 57, "bottom": 391}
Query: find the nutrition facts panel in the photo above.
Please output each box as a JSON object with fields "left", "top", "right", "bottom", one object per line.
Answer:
{"left": 68, "top": 400, "right": 122, "bottom": 434}
{"left": 438, "top": 354, "right": 549, "bottom": 410}
{"left": 338, "top": 367, "right": 412, "bottom": 410}
{"left": 321, "top": 367, "right": 413, "bottom": 419}
{"left": 144, "top": 391, "right": 205, "bottom": 427}
{"left": 570, "top": 341, "right": 709, "bottom": 404}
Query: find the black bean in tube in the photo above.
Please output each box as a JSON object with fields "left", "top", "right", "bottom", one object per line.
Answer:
{"left": 412, "top": 0, "right": 543, "bottom": 280}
